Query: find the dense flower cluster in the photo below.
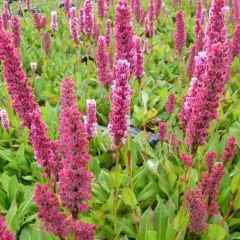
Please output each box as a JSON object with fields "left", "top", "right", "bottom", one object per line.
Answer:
{"left": 231, "top": 25, "right": 240, "bottom": 57}
{"left": 174, "top": 11, "right": 186, "bottom": 53}
{"left": 41, "top": 32, "right": 51, "bottom": 54}
{"left": 86, "top": 99, "right": 97, "bottom": 139}
{"left": 11, "top": 16, "right": 21, "bottom": 48}
{"left": 154, "top": 0, "right": 162, "bottom": 19}
{"left": 0, "top": 214, "right": 14, "bottom": 240}
{"left": 59, "top": 106, "right": 93, "bottom": 217}
{"left": 51, "top": 11, "right": 58, "bottom": 34}
{"left": 69, "top": 7, "right": 80, "bottom": 46}
{"left": 96, "top": 36, "right": 111, "bottom": 86}
{"left": 83, "top": 0, "right": 94, "bottom": 36}
{"left": 221, "top": 136, "right": 237, "bottom": 164}
{"left": 205, "top": 151, "right": 217, "bottom": 171}
{"left": 158, "top": 120, "right": 167, "bottom": 142}
{"left": 198, "top": 163, "right": 225, "bottom": 216}
{"left": 114, "top": 0, "right": 135, "bottom": 74}
{"left": 180, "top": 154, "right": 193, "bottom": 167}
{"left": 148, "top": 0, "right": 155, "bottom": 37}
{"left": 74, "top": 221, "right": 96, "bottom": 240}
{"left": 109, "top": 59, "right": 132, "bottom": 149}
{"left": 60, "top": 77, "right": 77, "bottom": 109}
{"left": 97, "top": 0, "right": 107, "bottom": 18}
{"left": 134, "top": 36, "right": 144, "bottom": 80}
{"left": 33, "top": 11, "right": 48, "bottom": 30}
{"left": 34, "top": 184, "right": 71, "bottom": 238}
{"left": 58, "top": 78, "right": 93, "bottom": 220}
{"left": 205, "top": 0, "right": 226, "bottom": 52}
{"left": 105, "top": 19, "right": 112, "bottom": 47}
{"left": 186, "top": 189, "right": 208, "bottom": 234}
{"left": 0, "top": 29, "right": 56, "bottom": 174}
{"left": 165, "top": 93, "right": 176, "bottom": 116}
{"left": 0, "top": 108, "right": 10, "bottom": 131}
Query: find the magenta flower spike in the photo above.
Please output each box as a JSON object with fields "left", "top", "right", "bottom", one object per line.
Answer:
{"left": 186, "top": 189, "right": 208, "bottom": 234}
{"left": 83, "top": 0, "right": 94, "bottom": 36}
{"left": 133, "top": 0, "right": 142, "bottom": 22}
{"left": 154, "top": 0, "right": 162, "bottom": 19}
{"left": 205, "top": 151, "right": 217, "bottom": 171}
{"left": 2, "top": 13, "right": 8, "bottom": 30}
{"left": 180, "top": 153, "right": 193, "bottom": 167}
{"left": 26, "top": 0, "right": 31, "bottom": 10}
{"left": 79, "top": 8, "right": 85, "bottom": 33}
{"left": 158, "top": 120, "right": 167, "bottom": 142}
{"left": 86, "top": 99, "right": 97, "bottom": 139}
{"left": 114, "top": 0, "right": 136, "bottom": 74}
{"left": 3, "top": 1, "right": 10, "bottom": 19}
{"left": 73, "top": 221, "right": 96, "bottom": 240}
{"left": 169, "top": 132, "right": 181, "bottom": 148}
{"left": 60, "top": 77, "right": 77, "bottom": 110}
{"left": 231, "top": 25, "right": 240, "bottom": 57}
{"left": 148, "top": 0, "right": 155, "bottom": 38}
{"left": 0, "top": 214, "right": 14, "bottom": 240}
{"left": 41, "top": 32, "right": 51, "bottom": 54}
{"left": 0, "top": 29, "right": 56, "bottom": 174}
{"left": 98, "top": 0, "right": 107, "bottom": 18}
{"left": 0, "top": 109, "right": 10, "bottom": 131}
{"left": 11, "top": 16, "right": 21, "bottom": 48}
{"left": 134, "top": 36, "right": 145, "bottom": 80}
{"left": 205, "top": 0, "right": 227, "bottom": 52}
{"left": 96, "top": 36, "right": 111, "bottom": 86}
{"left": 105, "top": 19, "right": 112, "bottom": 47}
{"left": 165, "top": 93, "right": 176, "bottom": 116}
{"left": 222, "top": 136, "right": 237, "bottom": 164}
{"left": 109, "top": 59, "right": 132, "bottom": 149}
{"left": 51, "top": 11, "right": 58, "bottom": 34}
{"left": 58, "top": 105, "right": 93, "bottom": 218}
{"left": 34, "top": 184, "right": 72, "bottom": 238}
{"left": 69, "top": 7, "right": 80, "bottom": 46}
{"left": 174, "top": 11, "right": 186, "bottom": 54}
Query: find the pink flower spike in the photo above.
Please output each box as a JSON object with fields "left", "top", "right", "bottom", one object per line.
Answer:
{"left": 158, "top": 120, "right": 167, "bottom": 142}
{"left": 69, "top": 7, "right": 80, "bottom": 46}
{"left": 154, "top": 0, "right": 162, "bottom": 19}
{"left": 134, "top": 36, "right": 145, "bottom": 80}
{"left": 180, "top": 153, "right": 193, "bottom": 167}
{"left": 26, "top": 0, "right": 31, "bottom": 10}
{"left": 109, "top": 59, "right": 132, "bottom": 149}
{"left": 51, "top": 11, "right": 58, "bottom": 34}
{"left": 41, "top": 32, "right": 51, "bottom": 54}
{"left": 165, "top": 93, "right": 176, "bottom": 116}
{"left": 83, "top": 0, "right": 94, "bottom": 36}
{"left": 148, "top": 0, "right": 155, "bottom": 38}
{"left": 98, "top": 0, "right": 107, "bottom": 18}
{"left": 60, "top": 77, "right": 77, "bottom": 109}
{"left": 0, "top": 109, "right": 10, "bottom": 131}
{"left": 231, "top": 25, "right": 240, "bottom": 58}
{"left": 96, "top": 36, "right": 111, "bottom": 86}
{"left": 86, "top": 99, "right": 97, "bottom": 139}
{"left": 74, "top": 221, "right": 96, "bottom": 240}
{"left": 174, "top": 11, "right": 186, "bottom": 53}
{"left": 186, "top": 189, "right": 208, "bottom": 234}
{"left": 114, "top": 0, "right": 136, "bottom": 74}
{"left": 34, "top": 184, "right": 72, "bottom": 238}
{"left": 59, "top": 105, "right": 93, "bottom": 217}
{"left": 0, "top": 214, "right": 14, "bottom": 240}
{"left": 222, "top": 136, "right": 237, "bottom": 164}
{"left": 11, "top": 16, "right": 21, "bottom": 48}
{"left": 105, "top": 19, "right": 112, "bottom": 47}
{"left": 205, "top": 151, "right": 217, "bottom": 171}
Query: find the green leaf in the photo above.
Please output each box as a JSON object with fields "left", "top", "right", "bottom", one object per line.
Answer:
{"left": 121, "top": 188, "right": 137, "bottom": 207}
{"left": 154, "top": 199, "right": 169, "bottom": 240}
{"left": 231, "top": 173, "right": 240, "bottom": 193}
{"left": 203, "top": 224, "right": 226, "bottom": 240}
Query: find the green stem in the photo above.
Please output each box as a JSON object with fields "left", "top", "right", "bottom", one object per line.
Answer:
{"left": 113, "top": 148, "right": 120, "bottom": 239}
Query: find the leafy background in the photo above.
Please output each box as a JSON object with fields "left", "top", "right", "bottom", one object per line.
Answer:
{"left": 0, "top": 0, "right": 240, "bottom": 239}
